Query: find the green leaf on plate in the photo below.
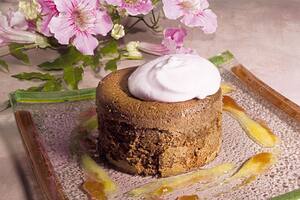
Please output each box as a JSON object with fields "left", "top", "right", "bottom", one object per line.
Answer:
{"left": 100, "top": 40, "right": 118, "bottom": 56}
{"left": 38, "top": 46, "right": 83, "bottom": 70}
{"left": 105, "top": 58, "right": 118, "bottom": 71}
{"left": 0, "top": 59, "right": 9, "bottom": 72}
{"left": 9, "top": 43, "right": 30, "bottom": 64}
{"left": 42, "top": 79, "right": 62, "bottom": 92}
{"left": 12, "top": 72, "right": 55, "bottom": 81}
{"left": 63, "top": 66, "right": 83, "bottom": 90}
{"left": 9, "top": 88, "right": 96, "bottom": 105}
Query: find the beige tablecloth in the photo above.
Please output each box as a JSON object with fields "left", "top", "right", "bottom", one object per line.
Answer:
{"left": 0, "top": 0, "right": 300, "bottom": 199}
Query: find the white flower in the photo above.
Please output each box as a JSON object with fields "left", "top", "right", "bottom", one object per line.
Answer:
{"left": 18, "top": 0, "right": 40, "bottom": 20}
{"left": 111, "top": 24, "right": 125, "bottom": 40}
{"left": 126, "top": 41, "right": 142, "bottom": 59}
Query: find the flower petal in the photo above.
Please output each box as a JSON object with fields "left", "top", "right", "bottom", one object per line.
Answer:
{"left": 77, "top": 0, "right": 98, "bottom": 10}
{"left": 10, "top": 11, "right": 28, "bottom": 30}
{"left": 49, "top": 14, "right": 75, "bottom": 44}
{"left": 39, "top": 13, "right": 55, "bottom": 36}
{"left": 163, "top": 27, "right": 187, "bottom": 47}
{"left": 124, "top": 0, "right": 153, "bottom": 16}
{"left": 0, "top": 12, "right": 9, "bottom": 30}
{"left": 200, "top": 9, "right": 217, "bottom": 34}
{"left": 0, "top": 38, "right": 6, "bottom": 47}
{"left": 105, "top": 0, "right": 122, "bottom": 6}
{"left": 53, "top": 0, "right": 74, "bottom": 12}
{"left": 38, "top": 0, "right": 58, "bottom": 36}
{"left": 180, "top": 9, "right": 217, "bottom": 34}
{"left": 73, "top": 32, "right": 98, "bottom": 55}
{"left": 199, "top": 0, "right": 209, "bottom": 10}
{"left": 162, "top": 0, "right": 183, "bottom": 19}
{"left": 138, "top": 42, "right": 169, "bottom": 56}
{"left": 93, "top": 10, "right": 113, "bottom": 36}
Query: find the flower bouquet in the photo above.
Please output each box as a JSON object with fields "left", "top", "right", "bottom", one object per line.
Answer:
{"left": 0, "top": 0, "right": 226, "bottom": 106}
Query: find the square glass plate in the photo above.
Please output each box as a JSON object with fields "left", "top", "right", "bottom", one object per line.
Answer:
{"left": 13, "top": 63, "right": 300, "bottom": 200}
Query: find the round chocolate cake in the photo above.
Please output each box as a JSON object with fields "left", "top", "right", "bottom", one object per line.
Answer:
{"left": 96, "top": 67, "right": 222, "bottom": 177}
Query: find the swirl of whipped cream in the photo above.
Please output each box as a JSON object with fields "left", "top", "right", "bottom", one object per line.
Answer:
{"left": 128, "top": 54, "right": 221, "bottom": 102}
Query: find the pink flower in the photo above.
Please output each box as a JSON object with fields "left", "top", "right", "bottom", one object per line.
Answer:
{"left": 38, "top": 0, "right": 59, "bottom": 36}
{"left": 106, "top": 0, "right": 153, "bottom": 16}
{"left": 162, "top": 0, "right": 217, "bottom": 34}
{"left": 138, "top": 27, "right": 195, "bottom": 55}
{"left": 49, "top": 0, "right": 113, "bottom": 55}
{"left": 162, "top": 27, "right": 187, "bottom": 49}
{"left": 0, "top": 10, "right": 39, "bottom": 46}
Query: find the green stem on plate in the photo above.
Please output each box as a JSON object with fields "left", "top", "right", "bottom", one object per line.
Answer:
{"left": 209, "top": 50, "right": 234, "bottom": 67}
{"left": 271, "top": 189, "right": 300, "bottom": 200}
{"left": 9, "top": 88, "right": 96, "bottom": 106}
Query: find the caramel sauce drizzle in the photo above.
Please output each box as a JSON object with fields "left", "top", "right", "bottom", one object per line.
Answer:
{"left": 221, "top": 83, "right": 235, "bottom": 95}
{"left": 82, "top": 179, "right": 107, "bottom": 200}
{"left": 176, "top": 194, "right": 200, "bottom": 200}
{"left": 223, "top": 95, "right": 279, "bottom": 147}
{"left": 128, "top": 163, "right": 234, "bottom": 197}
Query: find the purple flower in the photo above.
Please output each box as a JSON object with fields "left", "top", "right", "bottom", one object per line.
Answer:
{"left": 138, "top": 27, "right": 195, "bottom": 55}
{"left": 162, "top": 0, "right": 217, "bottom": 34}
{"left": 38, "top": 0, "right": 59, "bottom": 36}
{"left": 48, "top": 0, "right": 113, "bottom": 55}
{"left": 0, "top": 10, "right": 39, "bottom": 46}
{"left": 106, "top": 0, "right": 153, "bottom": 16}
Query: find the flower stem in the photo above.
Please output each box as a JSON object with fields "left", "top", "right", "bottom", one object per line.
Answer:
{"left": 128, "top": 14, "right": 161, "bottom": 32}
{"left": 126, "top": 18, "right": 143, "bottom": 33}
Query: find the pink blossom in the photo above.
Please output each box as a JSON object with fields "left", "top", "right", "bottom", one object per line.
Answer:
{"left": 106, "top": 0, "right": 153, "bottom": 16}
{"left": 162, "top": 0, "right": 217, "bottom": 34}
{"left": 138, "top": 27, "right": 195, "bottom": 55}
{"left": 0, "top": 10, "right": 39, "bottom": 46}
{"left": 38, "top": 0, "right": 59, "bottom": 36}
{"left": 49, "top": 0, "right": 113, "bottom": 55}
{"left": 162, "top": 27, "right": 187, "bottom": 49}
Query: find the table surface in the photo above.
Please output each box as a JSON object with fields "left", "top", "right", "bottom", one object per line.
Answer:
{"left": 0, "top": 0, "right": 300, "bottom": 199}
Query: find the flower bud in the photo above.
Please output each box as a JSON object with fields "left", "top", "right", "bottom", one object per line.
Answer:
{"left": 19, "top": 0, "right": 40, "bottom": 20}
{"left": 111, "top": 24, "right": 125, "bottom": 40}
{"left": 126, "top": 41, "right": 142, "bottom": 59}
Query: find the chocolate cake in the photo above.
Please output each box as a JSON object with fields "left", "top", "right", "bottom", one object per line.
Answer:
{"left": 96, "top": 67, "right": 222, "bottom": 177}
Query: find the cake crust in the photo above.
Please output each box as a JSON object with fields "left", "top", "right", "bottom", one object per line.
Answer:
{"left": 96, "top": 68, "right": 222, "bottom": 177}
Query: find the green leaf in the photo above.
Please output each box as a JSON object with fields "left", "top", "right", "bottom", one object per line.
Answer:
{"left": 63, "top": 66, "right": 83, "bottom": 90}
{"left": 100, "top": 40, "right": 118, "bottom": 56}
{"left": 82, "top": 52, "right": 101, "bottom": 71}
{"left": 208, "top": 50, "right": 234, "bottom": 67}
{"left": 0, "top": 59, "right": 9, "bottom": 72}
{"left": 12, "top": 72, "right": 54, "bottom": 81}
{"left": 38, "top": 46, "right": 83, "bottom": 70}
{"left": 105, "top": 58, "right": 118, "bottom": 71}
{"left": 42, "top": 80, "right": 62, "bottom": 92}
{"left": 9, "top": 43, "right": 30, "bottom": 64}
